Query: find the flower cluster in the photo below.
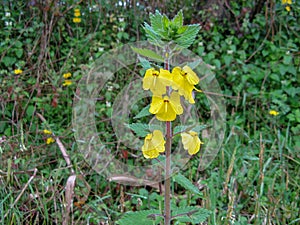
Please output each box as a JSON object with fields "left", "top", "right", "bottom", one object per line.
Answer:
{"left": 63, "top": 72, "right": 72, "bottom": 86}
{"left": 282, "top": 0, "right": 293, "bottom": 11}
{"left": 73, "top": 8, "right": 81, "bottom": 23}
{"left": 141, "top": 66, "right": 203, "bottom": 158}
{"left": 43, "top": 129, "right": 55, "bottom": 144}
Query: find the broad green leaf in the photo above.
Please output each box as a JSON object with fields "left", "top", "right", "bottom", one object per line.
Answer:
{"left": 172, "top": 206, "right": 210, "bottom": 224}
{"left": 131, "top": 47, "right": 164, "bottom": 62}
{"left": 173, "top": 173, "right": 202, "bottom": 196}
{"left": 186, "top": 59, "right": 202, "bottom": 69}
{"left": 149, "top": 10, "right": 164, "bottom": 33}
{"left": 26, "top": 105, "right": 35, "bottom": 117}
{"left": 137, "top": 56, "right": 152, "bottom": 70}
{"left": 134, "top": 105, "right": 151, "bottom": 119}
{"left": 172, "top": 10, "right": 183, "bottom": 28}
{"left": 175, "top": 24, "right": 200, "bottom": 48}
{"left": 127, "top": 123, "right": 150, "bottom": 137}
{"left": 116, "top": 210, "right": 162, "bottom": 225}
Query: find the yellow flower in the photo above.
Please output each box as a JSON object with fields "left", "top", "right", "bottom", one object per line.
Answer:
{"left": 43, "top": 129, "right": 52, "bottom": 135}
{"left": 63, "top": 80, "right": 72, "bottom": 86}
{"left": 171, "top": 66, "right": 200, "bottom": 104}
{"left": 181, "top": 131, "right": 203, "bottom": 155}
{"left": 46, "top": 137, "right": 55, "bottom": 145}
{"left": 285, "top": 5, "right": 291, "bottom": 11}
{"left": 73, "top": 18, "right": 81, "bottom": 23}
{"left": 63, "top": 72, "right": 72, "bottom": 79}
{"left": 74, "top": 8, "right": 81, "bottom": 17}
{"left": 143, "top": 68, "right": 173, "bottom": 96}
{"left": 269, "top": 110, "right": 279, "bottom": 116}
{"left": 14, "top": 69, "right": 23, "bottom": 75}
{"left": 149, "top": 91, "right": 183, "bottom": 121}
{"left": 142, "top": 130, "right": 165, "bottom": 159}
{"left": 282, "top": 0, "right": 292, "bottom": 4}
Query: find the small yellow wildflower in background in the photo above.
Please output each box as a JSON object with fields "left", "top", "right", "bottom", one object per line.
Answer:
{"left": 269, "top": 110, "right": 279, "bottom": 116}
{"left": 46, "top": 137, "right": 55, "bottom": 144}
{"left": 142, "top": 130, "right": 165, "bottom": 159}
{"left": 43, "top": 129, "right": 52, "bottom": 135}
{"left": 63, "top": 72, "right": 72, "bottom": 79}
{"left": 282, "top": 0, "right": 292, "bottom": 11}
{"left": 181, "top": 131, "right": 203, "bottom": 155}
{"left": 73, "top": 17, "right": 81, "bottom": 23}
{"left": 14, "top": 69, "right": 23, "bottom": 75}
{"left": 63, "top": 80, "right": 72, "bottom": 86}
{"left": 74, "top": 8, "right": 81, "bottom": 17}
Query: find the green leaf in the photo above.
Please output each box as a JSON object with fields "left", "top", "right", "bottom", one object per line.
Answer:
{"left": 172, "top": 10, "right": 183, "bottom": 28}
{"left": 134, "top": 105, "right": 151, "bottom": 119}
{"left": 172, "top": 206, "right": 210, "bottom": 224}
{"left": 15, "top": 49, "right": 23, "bottom": 58}
{"left": 116, "top": 210, "right": 162, "bottom": 225}
{"left": 150, "top": 10, "right": 164, "bottom": 34}
{"left": 26, "top": 105, "right": 35, "bottom": 117}
{"left": 186, "top": 59, "right": 202, "bottom": 69}
{"left": 173, "top": 124, "right": 208, "bottom": 135}
{"left": 131, "top": 47, "right": 164, "bottom": 62}
{"left": 173, "top": 173, "right": 202, "bottom": 196}
{"left": 223, "top": 55, "right": 232, "bottom": 67}
{"left": 2, "top": 56, "right": 16, "bottom": 67}
{"left": 175, "top": 24, "right": 200, "bottom": 48}
{"left": 138, "top": 56, "right": 152, "bottom": 70}
{"left": 127, "top": 123, "right": 150, "bottom": 137}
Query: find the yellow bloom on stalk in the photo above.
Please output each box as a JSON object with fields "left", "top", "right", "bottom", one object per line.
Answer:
{"left": 63, "top": 80, "right": 72, "bottom": 86}
{"left": 73, "top": 18, "right": 81, "bottom": 23}
{"left": 14, "top": 69, "right": 23, "bottom": 75}
{"left": 43, "top": 129, "right": 52, "bottom": 135}
{"left": 143, "top": 68, "right": 172, "bottom": 96}
{"left": 285, "top": 6, "right": 291, "bottom": 11}
{"left": 74, "top": 9, "right": 81, "bottom": 17}
{"left": 63, "top": 72, "right": 72, "bottom": 79}
{"left": 46, "top": 137, "right": 55, "bottom": 145}
{"left": 149, "top": 91, "right": 183, "bottom": 121}
{"left": 142, "top": 130, "right": 165, "bottom": 159}
{"left": 171, "top": 66, "right": 200, "bottom": 104}
{"left": 269, "top": 110, "right": 279, "bottom": 116}
{"left": 181, "top": 131, "right": 203, "bottom": 155}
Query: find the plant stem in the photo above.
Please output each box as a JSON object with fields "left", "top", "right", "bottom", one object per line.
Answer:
{"left": 164, "top": 48, "right": 171, "bottom": 225}
{"left": 164, "top": 121, "right": 172, "bottom": 225}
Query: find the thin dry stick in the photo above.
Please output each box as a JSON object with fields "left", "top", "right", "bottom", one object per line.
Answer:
{"left": 4, "top": 168, "right": 38, "bottom": 219}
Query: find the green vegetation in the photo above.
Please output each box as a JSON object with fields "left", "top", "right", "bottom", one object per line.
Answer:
{"left": 0, "top": 1, "right": 299, "bottom": 224}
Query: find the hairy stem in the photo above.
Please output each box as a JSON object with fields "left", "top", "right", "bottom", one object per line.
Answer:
{"left": 164, "top": 121, "right": 172, "bottom": 225}
{"left": 164, "top": 48, "right": 171, "bottom": 225}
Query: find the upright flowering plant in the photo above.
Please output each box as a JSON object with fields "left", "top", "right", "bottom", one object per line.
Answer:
{"left": 118, "top": 10, "right": 210, "bottom": 225}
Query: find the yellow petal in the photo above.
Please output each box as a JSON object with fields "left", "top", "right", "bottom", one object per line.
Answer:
{"left": 169, "top": 92, "right": 183, "bottom": 115}
{"left": 183, "top": 66, "right": 199, "bottom": 85}
{"left": 149, "top": 96, "right": 164, "bottom": 114}
{"left": 142, "top": 130, "right": 165, "bottom": 158}
{"left": 181, "top": 131, "right": 203, "bottom": 155}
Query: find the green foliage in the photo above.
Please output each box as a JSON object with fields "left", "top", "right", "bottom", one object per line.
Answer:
{"left": 131, "top": 47, "right": 164, "bottom": 62}
{"left": 127, "top": 123, "right": 162, "bottom": 137}
{"left": 116, "top": 210, "right": 162, "bottom": 225}
{"left": 143, "top": 10, "right": 200, "bottom": 48}
{"left": 173, "top": 173, "right": 202, "bottom": 196}
{"left": 171, "top": 206, "right": 211, "bottom": 224}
